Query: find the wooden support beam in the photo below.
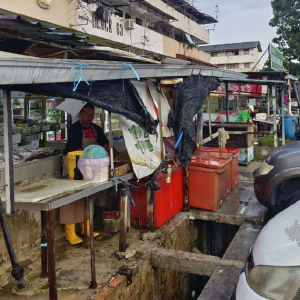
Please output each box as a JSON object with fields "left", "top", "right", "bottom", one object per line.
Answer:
{"left": 150, "top": 248, "right": 244, "bottom": 277}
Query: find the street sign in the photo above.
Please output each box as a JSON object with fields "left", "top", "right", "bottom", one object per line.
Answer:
{"left": 269, "top": 43, "right": 284, "bottom": 71}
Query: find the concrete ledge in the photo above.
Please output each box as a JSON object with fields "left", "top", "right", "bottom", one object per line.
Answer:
{"left": 151, "top": 248, "right": 244, "bottom": 277}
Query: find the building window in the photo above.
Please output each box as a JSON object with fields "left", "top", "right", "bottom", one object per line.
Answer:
{"left": 226, "top": 63, "right": 239, "bottom": 69}
{"left": 243, "top": 49, "right": 249, "bottom": 55}
{"left": 244, "top": 63, "right": 251, "bottom": 68}
{"left": 136, "top": 17, "right": 143, "bottom": 26}
{"left": 226, "top": 50, "right": 238, "bottom": 56}
{"left": 211, "top": 53, "right": 216, "bottom": 57}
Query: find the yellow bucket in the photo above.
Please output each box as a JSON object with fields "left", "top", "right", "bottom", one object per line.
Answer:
{"left": 67, "top": 151, "right": 83, "bottom": 178}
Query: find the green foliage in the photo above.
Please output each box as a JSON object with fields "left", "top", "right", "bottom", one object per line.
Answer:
{"left": 270, "top": 0, "right": 300, "bottom": 63}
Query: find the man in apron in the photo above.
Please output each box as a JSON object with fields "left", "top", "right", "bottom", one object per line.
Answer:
{"left": 61, "top": 103, "right": 125, "bottom": 245}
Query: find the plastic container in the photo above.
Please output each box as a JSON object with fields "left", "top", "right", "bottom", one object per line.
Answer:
{"left": 284, "top": 115, "right": 298, "bottom": 140}
{"left": 67, "top": 150, "right": 83, "bottom": 178}
{"left": 197, "top": 147, "right": 240, "bottom": 189}
{"left": 188, "top": 156, "right": 231, "bottom": 212}
{"left": 84, "top": 166, "right": 109, "bottom": 183}
{"left": 130, "top": 167, "right": 184, "bottom": 228}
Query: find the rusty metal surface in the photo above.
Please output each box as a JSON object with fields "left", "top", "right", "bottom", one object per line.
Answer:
{"left": 88, "top": 196, "right": 97, "bottom": 289}
{"left": 40, "top": 211, "right": 47, "bottom": 278}
{"left": 119, "top": 189, "right": 128, "bottom": 252}
{"left": 46, "top": 210, "right": 57, "bottom": 300}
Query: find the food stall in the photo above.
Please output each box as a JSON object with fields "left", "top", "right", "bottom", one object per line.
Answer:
{"left": 0, "top": 56, "right": 250, "bottom": 299}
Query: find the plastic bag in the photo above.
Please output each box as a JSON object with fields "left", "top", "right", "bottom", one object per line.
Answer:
{"left": 78, "top": 157, "right": 110, "bottom": 181}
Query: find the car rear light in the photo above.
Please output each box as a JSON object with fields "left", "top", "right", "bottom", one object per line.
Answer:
{"left": 246, "top": 265, "right": 300, "bottom": 299}
{"left": 245, "top": 245, "right": 255, "bottom": 275}
{"left": 259, "top": 160, "right": 274, "bottom": 175}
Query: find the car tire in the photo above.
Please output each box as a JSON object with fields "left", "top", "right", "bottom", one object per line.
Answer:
{"left": 278, "top": 178, "right": 300, "bottom": 206}
{"left": 281, "top": 190, "right": 300, "bottom": 211}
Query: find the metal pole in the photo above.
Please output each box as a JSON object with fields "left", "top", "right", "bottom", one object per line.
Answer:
{"left": 41, "top": 211, "right": 47, "bottom": 277}
{"left": 157, "top": 92, "right": 164, "bottom": 159}
{"left": 271, "top": 86, "right": 278, "bottom": 147}
{"left": 0, "top": 199, "right": 25, "bottom": 289}
{"left": 119, "top": 188, "right": 128, "bottom": 252}
{"left": 208, "top": 96, "right": 212, "bottom": 137}
{"left": 46, "top": 210, "right": 57, "bottom": 300}
{"left": 225, "top": 83, "right": 229, "bottom": 122}
{"left": 199, "top": 108, "right": 203, "bottom": 142}
{"left": 3, "top": 90, "right": 14, "bottom": 215}
{"left": 281, "top": 88, "right": 285, "bottom": 145}
{"left": 88, "top": 195, "right": 97, "bottom": 289}
{"left": 108, "top": 112, "right": 114, "bottom": 177}
{"left": 288, "top": 78, "right": 292, "bottom": 115}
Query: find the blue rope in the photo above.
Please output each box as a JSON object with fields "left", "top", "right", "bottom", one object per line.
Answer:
{"left": 63, "top": 59, "right": 90, "bottom": 92}
{"left": 175, "top": 130, "right": 184, "bottom": 149}
{"left": 121, "top": 64, "right": 140, "bottom": 81}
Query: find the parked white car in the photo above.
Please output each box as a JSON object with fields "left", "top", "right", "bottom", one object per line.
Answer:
{"left": 235, "top": 200, "right": 300, "bottom": 299}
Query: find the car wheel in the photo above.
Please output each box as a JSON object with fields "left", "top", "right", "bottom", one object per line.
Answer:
{"left": 281, "top": 190, "right": 300, "bottom": 211}
{"left": 278, "top": 178, "right": 300, "bottom": 206}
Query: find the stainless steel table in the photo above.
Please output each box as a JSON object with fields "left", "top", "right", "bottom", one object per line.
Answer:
{"left": 2, "top": 173, "right": 134, "bottom": 300}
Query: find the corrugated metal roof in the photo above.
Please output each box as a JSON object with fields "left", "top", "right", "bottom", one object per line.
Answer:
{"left": 161, "top": 0, "right": 217, "bottom": 24}
{"left": 0, "top": 56, "right": 247, "bottom": 85}
{"left": 199, "top": 41, "right": 262, "bottom": 53}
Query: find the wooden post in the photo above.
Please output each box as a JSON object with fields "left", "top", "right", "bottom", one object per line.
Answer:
{"left": 119, "top": 189, "right": 128, "bottom": 252}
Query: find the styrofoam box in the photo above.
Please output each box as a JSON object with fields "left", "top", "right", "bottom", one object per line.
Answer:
{"left": 255, "top": 113, "right": 267, "bottom": 121}
{"left": 31, "top": 126, "right": 41, "bottom": 133}
{"left": 21, "top": 127, "right": 32, "bottom": 135}
{"left": 0, "top": 134, "right": 21, "bottom": 146}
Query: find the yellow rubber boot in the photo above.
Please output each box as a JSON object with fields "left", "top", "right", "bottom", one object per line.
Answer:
{"left": 80, "top": 220, "right": 100, "bottom": 238}
{"left": 65, "top": 224, "right": 82, "bottom": 245}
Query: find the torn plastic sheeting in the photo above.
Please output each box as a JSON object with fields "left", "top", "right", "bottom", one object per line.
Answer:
{"left": 7, "top": 80, "right": 158, "bottom": 134}
{"left": 168, "top": 73, "right": 220, "bottom": 167}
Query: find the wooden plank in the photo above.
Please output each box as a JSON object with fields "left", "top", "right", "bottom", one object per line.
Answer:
{"left": 198, "top": 265, "right": 241, "bottom": 300}
{"left": 223, "top": 221, "right": 261, "bottom": 262}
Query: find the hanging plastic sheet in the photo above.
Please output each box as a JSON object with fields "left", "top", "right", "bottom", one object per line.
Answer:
{"left": 7, "top": 80, "right": 158, "bottom": 134}
{"left": 119, "top": 81, "right": 162, "bottom": 179}
{"left": 168, "top": 73, "right": 220, "bottom": 167}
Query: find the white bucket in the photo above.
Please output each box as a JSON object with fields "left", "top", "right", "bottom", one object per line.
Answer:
{"left": 84, "top": 166, "right": 109, "bottom": 183}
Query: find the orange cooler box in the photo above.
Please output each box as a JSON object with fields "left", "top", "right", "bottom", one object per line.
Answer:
{"left": 197, "top": 147, "right": 240, "bottom": 189}
{"left": 130, "top": 167, "right": 184, "bottom": 228}
{"left": 188, "top": 157, "right": 231, "bottom": 211}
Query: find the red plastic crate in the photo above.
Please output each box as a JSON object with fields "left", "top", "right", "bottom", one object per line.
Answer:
{"left": 197, "top": 146, "right": 240, "bottom": 189}
{"left": 188, "top": 156, "right": 231, "bottom": 212}
{"left": 130, "top": 167, "right": 184, "bottom": 228}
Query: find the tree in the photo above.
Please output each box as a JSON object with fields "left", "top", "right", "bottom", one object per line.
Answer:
{"left": 269, "top": 0, "right": 300, "bottom": 61}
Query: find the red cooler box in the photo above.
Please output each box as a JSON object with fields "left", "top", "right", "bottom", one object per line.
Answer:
{"left": 188, "top": 156, "right": 231, "bottom": 211}
{"left": 197, "top": 147, "right": 240, "bottom": 190}
{"left": 130, "top": 167, "right": 184, "bottom": 228}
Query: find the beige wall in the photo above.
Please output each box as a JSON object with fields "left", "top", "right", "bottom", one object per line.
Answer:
{"left": 0, "top": 0, "right": 77, "bottom": 29}
{"left": 163, "top": 36, "right": 210, "bottom": 62}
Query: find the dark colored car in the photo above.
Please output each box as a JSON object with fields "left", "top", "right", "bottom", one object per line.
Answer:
{"left": 254, "top": 141, "right": 300, "bottom": 209}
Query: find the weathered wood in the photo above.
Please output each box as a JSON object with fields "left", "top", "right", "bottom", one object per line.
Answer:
{"left": 146, "top": 187, "right": 154, "bottom": 231}
{"left": 198, "top": 265, "right": 241, "bottom": 300}
{"left": 150, "top": 248, "right": 244, "bottom": 277}
{"left": 223, "top": 221, "right": 261, "bottom": 262}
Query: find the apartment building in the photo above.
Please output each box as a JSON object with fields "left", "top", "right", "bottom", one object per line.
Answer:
{"left": 0, "top": 0, "right": 217, "bottom": 64}
{"left": 199, "top": 41, "right": 262, "bottom": 72}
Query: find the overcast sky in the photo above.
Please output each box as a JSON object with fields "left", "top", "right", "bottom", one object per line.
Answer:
{"left": 195, "top": 0, "right": 278, "bottom": 65}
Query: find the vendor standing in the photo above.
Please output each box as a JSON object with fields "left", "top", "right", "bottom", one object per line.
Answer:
{"left": 61, "top": 103, "right": 125, "bottom": 245}
{"left": 235, "top": 105, "right": 257, "bottom": 130}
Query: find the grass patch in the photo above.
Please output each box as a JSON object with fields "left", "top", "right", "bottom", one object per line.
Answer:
{"left": 258, "top": 136, "right": 292, "bottom": 147}
{"left": 254, "top": 155, "right": 265, "bottom": 161}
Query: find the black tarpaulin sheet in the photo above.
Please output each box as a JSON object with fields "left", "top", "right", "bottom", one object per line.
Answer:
{"left": 167, "top": 74, "right": 220, "bottom": 167}
{"left": 6, "top": 80, "right": 158, "bottom": 134}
